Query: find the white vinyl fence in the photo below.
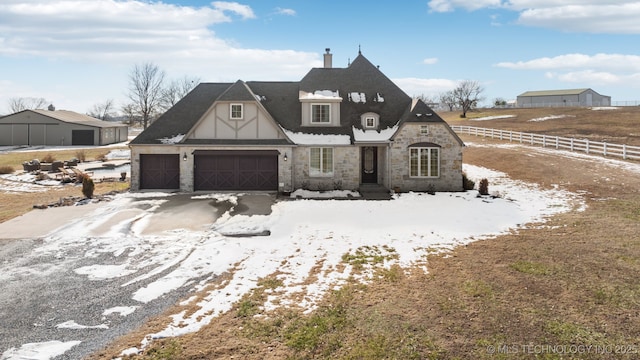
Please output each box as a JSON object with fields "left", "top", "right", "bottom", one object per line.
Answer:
{"left": 451, "top": 126, "right": 640, "bottom": 161}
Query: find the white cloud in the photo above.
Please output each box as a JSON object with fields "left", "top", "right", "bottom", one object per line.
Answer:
{"left": 496, "top": 53, "right": 640, "bottom": 72}
{"left": 0, "top": 1, "right": 317, "bottom": 74}
{"left": 428, "top": 0, "right": 501, "bottom": 12}
{"left": 428, "top": 0, "right": 640, "bottom": 34}
{"left": 422, "top": 57, "right": 439, "bottom": 65}
{"left": 212, "top": 1, "right": 256, "bottom": 19}
{"left": 393, "top": 77, "right": 458, "bottom": 97}
{"left": 275, "top": 7, "right": 296, "bottom": 16}
{"left": 499, "top": 53, "right": 640, "bottom": 87}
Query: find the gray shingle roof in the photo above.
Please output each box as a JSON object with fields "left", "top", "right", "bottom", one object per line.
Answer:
{"left": 131, "top": 53, "right": 449, "bottom": 145}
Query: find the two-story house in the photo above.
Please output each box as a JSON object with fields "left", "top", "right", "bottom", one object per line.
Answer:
{"left": 129, "top": 50, "right": 464, "bottom": 193}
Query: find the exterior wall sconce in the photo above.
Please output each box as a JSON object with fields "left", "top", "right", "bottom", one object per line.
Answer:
{"left": 182, "top": 152, "right": 187, "bottom": 161}
{"left": 283, "top": 153, "right": 288, "bottom": 161}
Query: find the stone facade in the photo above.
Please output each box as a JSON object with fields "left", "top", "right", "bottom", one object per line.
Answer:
{"left": 388, "top": 123, "right": 463, "bottom": 192}
{"left": 292, "top": 146, "right": 360, "bottom": 191}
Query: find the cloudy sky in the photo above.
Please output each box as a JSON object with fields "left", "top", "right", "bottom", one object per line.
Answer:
{"left": 1, "top": 0, "right": 639, "bottom": 114}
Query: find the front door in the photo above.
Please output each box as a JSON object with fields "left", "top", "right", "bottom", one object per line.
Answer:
{"left": 361, "top": 146, "right": 377, "bottom": 183}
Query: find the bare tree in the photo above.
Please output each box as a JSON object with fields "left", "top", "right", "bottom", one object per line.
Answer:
{"left": 88, "top": 99, "right": 116, "bottom": 120}
{"left": 121, "top": 103, "right": 141, "bottom": 126}
{"left": 126, "top": 62, "right": 166, "bottom": 129}
{"left": 8, "top": 97, "right": 48, "bottom": 113}
{"left": 160, "top": 75, "right": 200, "bottom": 111}
{"left": 453, "top": 80, "right": 484, "bottom": 118}
{"left": 439, "top": 90, "right": 457, "bottom": 111}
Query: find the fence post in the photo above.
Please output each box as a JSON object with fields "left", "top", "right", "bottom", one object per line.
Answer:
{"left": 509, "top": 131, "right": 513, "bottom": 142}
{"left": 556, "top": 136, "right": 559, "bottom": 149}
{"left": 586, "top": 139, "right": 590, "bottom": 154}
{"left": 530, "top": 134, "right": 534, "bottom": 145}
{"left": 623, "top": 144, "right": 627, "bottom": 160}
{"left": 603, "top": 142, "right": 607, "bottom": 157}
{"left": 570, "top": 138, "right": 574, "bottom": 151}
{"left": 543, "top": 135, "right": 546, "bottom": 148}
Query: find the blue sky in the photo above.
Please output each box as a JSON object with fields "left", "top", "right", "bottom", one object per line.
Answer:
{"left": 1, "top": 0, "right": 639, "bottom": 114}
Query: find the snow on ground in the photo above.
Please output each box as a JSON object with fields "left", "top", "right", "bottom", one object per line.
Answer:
{"left": 1, "top": 162, "right": 586, "bottom": 359}
{"left": 1, "top": 341, "right": 81, "bottom": 360}
{"left": 528, "top": 114, "right": 575, "bottom": 122}
{"left": 591, "top": 107, "right": 619, "bottom": 111}
{"left": 470, "top": 115, "right": 516, "bottom": 121}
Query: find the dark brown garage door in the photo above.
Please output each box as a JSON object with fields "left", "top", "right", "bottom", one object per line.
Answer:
{"left": 194, "top": 151, "right": 278, "bottom": 191}
{"left": 140, "top": 154, "right": 180, "bottom": 189}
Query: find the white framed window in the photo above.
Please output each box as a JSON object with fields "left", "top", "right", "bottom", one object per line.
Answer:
{"left": 230, "top": 103, "right": 243, "bottom": 120}
{"left": 410, "top": 147, "right": 440, "bottom": 177}
{"left": 365, "top": 117, "right": 376, "bottom": 128}
{"left": 420, "top": 125, "right": 429, "bottom": 135}
{"left": 310, "top": 147, "right": 333, "bottom": 176}
{"left": 311, "top": 104, "right": 331, "bottom": 123}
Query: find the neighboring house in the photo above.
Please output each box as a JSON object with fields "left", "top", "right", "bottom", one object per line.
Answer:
{"left": 129, "top": 50, "right": 464, "bottom": 193}
{"left": 517, "top": 88, "right": 611, "bottom": 108}
{"left": 0, "top": 109, "right": 128, "bottom": 146}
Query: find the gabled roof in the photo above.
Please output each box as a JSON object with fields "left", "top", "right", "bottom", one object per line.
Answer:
{"left": 1, "top": 109, "right": 124, "bottom": 128}
{"left": 131, "top": 52, "right": 455, "bottom": 145}
{"left": 130, "top": 83, "right": 232, "bottom": 144}
{"left": 518, "top": 88, "right": 591, "bottom": 97}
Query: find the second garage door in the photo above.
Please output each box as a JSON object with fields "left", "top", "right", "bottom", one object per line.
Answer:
{"left": 194, "top": 151, "right": 278, "bottom": 191}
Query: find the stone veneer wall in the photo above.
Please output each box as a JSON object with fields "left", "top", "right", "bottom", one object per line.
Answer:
{"left": 292, "top": 146, "right": 360, "bottom": 191}
{"left": 389, "top": 123, "right": 463, "bottom": 192}
{"left": 129, "top": 145, "right": 293, "bottom": 192}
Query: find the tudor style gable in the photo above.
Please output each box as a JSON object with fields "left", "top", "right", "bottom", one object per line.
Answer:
{"left": 185, "top": 80, "right": 288, "bottom": 142}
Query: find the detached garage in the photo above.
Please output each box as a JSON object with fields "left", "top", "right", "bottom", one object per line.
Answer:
{"left": 517, "top": 88, "right": 611, "bottom": 108}
{"left": 0, "top": 109, "right": 128, "bottom": 146}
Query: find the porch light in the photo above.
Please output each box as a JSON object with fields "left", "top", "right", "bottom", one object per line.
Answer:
{"left": 182, "top": 152, "right": 187, "bottom": 161}
{"left": 283, "top": 153, "right": 288, "bottom": 161}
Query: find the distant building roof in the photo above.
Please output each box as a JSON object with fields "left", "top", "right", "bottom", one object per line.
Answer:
{"left": 517, "top": 88, "right": 612, "bottom": 98}
{"left": 518, "top": 88, "right": 592, "bottom": 97}
{"left": 30, "top": 109, "right": 125, "bottom": 128}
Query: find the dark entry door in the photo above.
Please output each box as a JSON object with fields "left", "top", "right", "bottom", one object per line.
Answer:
{"left": 361, "top": 146, "right": 378, "bottom": 183}
{"left": 194, "top": 152, "right": 278, "bottom": 191}
{"left": 140, "top": 154, "right": 180, "bottom": 189}
{"left": 72, "top": 130, "right": 94, "bottom": 145}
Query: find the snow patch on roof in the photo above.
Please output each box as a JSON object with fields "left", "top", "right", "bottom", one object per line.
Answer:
{"left": 348, "top": 92, "right": 366, "bottom": 103}
{"left": 158, "top": 134, "right": 185, "bottom": 144}
{"left": 283, "top": 129, "right": 351, "bottom": 145}
{"left": 374, "top": 92, "right": 384, "bottom": 102}
{"left": 352, "top": 124, "right": 398, "bottom": 142}
{"left": 299, "top": 90, "right": 341, "bottom": 100}
{"left": 254, "top": 94, "right": 266, "bottom": 101}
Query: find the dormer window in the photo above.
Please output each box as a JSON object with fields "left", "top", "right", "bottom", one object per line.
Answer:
{"left": 360, "top": 112, "right": 380, "bottom": 129}
{"left": 230, "top": 104, "right": 243, "bottom": 120}
{"left": 311, "top": 104, "right": 331, "bottom": 123}
{"left": 365, "top": 117, "right": 376, "bottom": 128}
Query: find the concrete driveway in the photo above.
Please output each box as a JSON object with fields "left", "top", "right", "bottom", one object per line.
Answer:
{"left": 0, "top": 192, "right": 276, "bottom": 240}
{"left": 0, "top": 192, "right": 276, "bottom": 359}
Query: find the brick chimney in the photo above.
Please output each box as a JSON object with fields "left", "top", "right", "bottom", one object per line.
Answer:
{"left": 323, "top": 48, "right": 332, "bottom": 68}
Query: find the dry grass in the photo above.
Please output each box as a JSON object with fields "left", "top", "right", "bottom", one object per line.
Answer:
{"left": 90, "top": 107, "right": 640, "bottom": 359}
{"left": 0, "top": 181, "right": 129, "bottom": 223}
{"left": 444, "top": 106, "right": 640, "bottom": 146}
{"left": 0, "top": 147, "right": 126, "bottom": 169}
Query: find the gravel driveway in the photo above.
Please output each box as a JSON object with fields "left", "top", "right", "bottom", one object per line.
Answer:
{"left": 0, "top": 192, "right": 274, "bottom": 359}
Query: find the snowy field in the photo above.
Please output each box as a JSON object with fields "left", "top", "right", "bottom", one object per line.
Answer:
{"left": 0, "top": 163, "right": 586, "bottom": 359}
